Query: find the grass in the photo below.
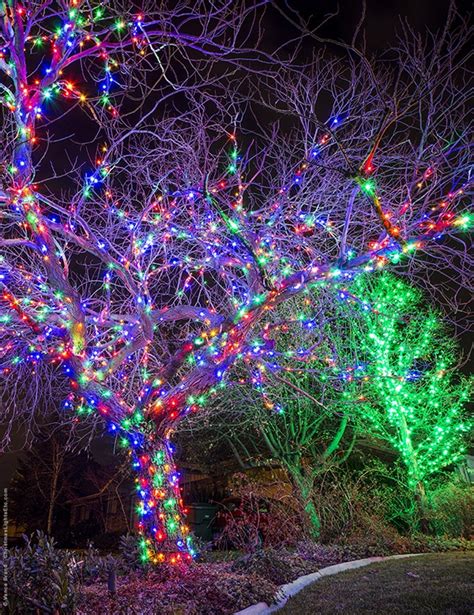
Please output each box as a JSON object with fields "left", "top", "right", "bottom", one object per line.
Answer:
{"left": 278, "top": 552, "right": 474, "bottom": 615}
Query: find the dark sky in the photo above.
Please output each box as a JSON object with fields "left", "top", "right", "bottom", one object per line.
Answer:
{"left": 1, "top": 0, "right": 470, "bottom": 488}
{"left": 291, "top": 0, "right": 465, "bottom": 50}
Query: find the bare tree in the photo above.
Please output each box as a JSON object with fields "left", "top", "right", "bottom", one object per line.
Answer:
{"left": 0, "top": 1, "right": 472, "bottom": 562}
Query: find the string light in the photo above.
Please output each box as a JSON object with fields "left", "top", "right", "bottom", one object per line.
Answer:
{"left": 0, "top": 0, "right": 471, "bottom": 564}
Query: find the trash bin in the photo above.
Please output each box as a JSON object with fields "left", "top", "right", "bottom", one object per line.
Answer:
{"left": 186, "top": 504, "right": 218, "bottom": 541}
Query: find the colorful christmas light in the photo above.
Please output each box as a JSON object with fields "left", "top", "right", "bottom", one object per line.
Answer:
{"left": 0, "top": 1, "right": 471, "bottom": 563}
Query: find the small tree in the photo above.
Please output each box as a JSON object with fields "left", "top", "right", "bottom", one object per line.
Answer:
{"left": 9, "top": 421, "right": 126, "bottom": 538}
{"left": 245, "top": 374, "right": 356, "bottom": 538}
{"left": 347, "top": 274, "right": 472, "bottom": 529}
{"left": 180, "top": 295, "right": 361, "bottom": 538}
{"left": 10, "top": 430, "right": 71, "bottom": 536}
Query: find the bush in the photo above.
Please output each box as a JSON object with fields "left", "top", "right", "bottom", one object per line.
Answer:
{"left": 119, "top": 534, "right": 145, "bottom": 571}
{"left": 296, "top": 541, "right": 349, "bottom": 566}
{"left": 216, "top": 473, "right": 306, "bottom": 553}
{"left": 408, "top": 534, "right": 474, "bottom": 553}
{"left": 4, "top": 531, "right": 80, "bottom": 613}
{"left": 295, "top": 534, "right": 473, "bottom": 566}
{"left": 3, "top": 531, "right": 117, "bottom": 614}
{"left": 428, "top": 481, "right": 474, "bottom": 538}
{"left": 231, "top": 548, "right": 317, "bottom": 585}
{"left": 311, "top": 465, "right": 414, "bottom": 543}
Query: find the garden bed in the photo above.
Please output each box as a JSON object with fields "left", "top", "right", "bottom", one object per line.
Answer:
{"left": 77, "top": 561, "right": 280, "bottom": 615}
{"left": 5, "top": 532, "right": 473, "bottom": 615}
{"left": 77, "top": 540, "right": 474, "bottom": 615}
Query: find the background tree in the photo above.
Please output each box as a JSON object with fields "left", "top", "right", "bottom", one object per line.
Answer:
{"left": 9, "top": 417, "right": 128, "bottom": 541}
{"left": 10, "top": 429, "right": 72, "bottom": 536}
{"left": 0, "top": 0, "right": 472, "bottom": 563}
{"left": 184, "top": 301, "right": 361, "bottom": 538}
{"left": 343, "top": 273, "right": 472, "bottom": 529}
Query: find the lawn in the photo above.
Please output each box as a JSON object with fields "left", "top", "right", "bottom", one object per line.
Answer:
{"left": 278, "top": 552, "right": 474, "bottom": 615}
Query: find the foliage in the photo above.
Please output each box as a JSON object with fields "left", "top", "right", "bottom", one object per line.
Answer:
{"left": 347, "top": 274, "right": 472, "bottom": 497}
{"left": 231, "top": 548, "right": 317, "bottom": 585}
{"left": 5, "top": 530, "right": 472, "bottom": 615}
{"left": 0, "top": 0, "right": 472, "bottom": 562}
{"left": 407, "top": 534, "right": 473, "bottom": 553}
{"left": 78, "top": 562, "right": 279, "bottom": 615}
{"left": 306, "top": 465, "right": 396, "bottom": 544}
{"left": 118, "top": 533, "right": 187, "bottom": 580}
{"left": 427, "top": 480, "right": 474, "bottom": 539}
{"left": 3, "top": 531, "right": 119, "bottom": 613}
{"left": 215, "top": 473, "right": 307, "bottom": 552}
{"left": 119, "top": 534, "right": 148, "bottom": 571}
{"left": 296, "top": 541, "right": 360, "bottom": 566}
{"left": 197, "top": 310, "right": 359, "bottom": 539}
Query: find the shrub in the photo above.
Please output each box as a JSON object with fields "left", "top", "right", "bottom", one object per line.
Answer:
{"left": 216, "top": 473, "right": 306, "bottom": 553}
{"left": 428, "top": 480, "right": 474, "bottom": 538}
{"left": 4, "top": 531, "right": 80, "bottom": 614}
{"left": 119, "top": 534, "right": 145, "bottom": 571}
{"left": 2, "top": 531, "right": 119, "bottom": 613}
{"left": 296, "top": 534, "right": 473, "bottom": 564}
{"left": 312, "top": 465, "right": 413, "bottom": 543}
{"left": 296, "top": 541, "right": 349, "bottom": 566}
{"left": 408, "top": 534, "right": 474, "bottom": 553}
{"left": 231, "top": 548, "right": 317, "bottom": 585}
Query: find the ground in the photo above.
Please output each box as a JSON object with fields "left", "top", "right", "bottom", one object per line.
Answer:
{"left": 278, "top": 552, "right": 474, "bottom": 615}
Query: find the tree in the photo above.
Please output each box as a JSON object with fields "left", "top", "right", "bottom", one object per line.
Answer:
{"left": 184, "top": 305, "right": 360, "bottom": 539}
{"left": 9, "top": 420, "right": 127, "bottom": 538}
{"left": 225, "top": 376, "right": 356, "bottom": 538}
{"left": 0, "top": 1, "right": 472, "bottom": 563}
{"left": 10, "top": 430, "right": 71, "bottom": 536}
{"left": 345, "top": 273, "right": 472, "bottom": 529}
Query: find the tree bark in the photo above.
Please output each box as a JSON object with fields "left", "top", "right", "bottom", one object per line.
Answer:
{"left": 46, "top": 440, "right": 62, "bottom": 535}
{"left": 287, "top": 464, "right": 321, "bottom": 539}
{"left": 413, "top": 480, "right": 430, "bottom": 534}
{"left": 132, "top": 435, "right": 194, "bottom": 563}
{"left": 399, "top": 416, "right": 430, "bottom": 533}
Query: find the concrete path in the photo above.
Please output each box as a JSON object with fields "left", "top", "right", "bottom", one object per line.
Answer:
{"left": 234, "top": 553, "right": 421, "bottom": 615}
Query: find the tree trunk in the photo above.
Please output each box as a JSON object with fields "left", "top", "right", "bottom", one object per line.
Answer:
{"left": 302, "top": 494, "right": 321, "bottom": 539}
{"left": 413, "top": 480, "right": 430, "bottom": 534}
{"left": 287, "top": 465, "right": 321, "bottom": 539}
{"left": 47, "top": 441, "right": 62, "bottom": 535}
{"left": 399, "top": 416, "right": 430, "bottom": 533}
{"left": 132, "top": 435, "right": 194, "bottom": 563}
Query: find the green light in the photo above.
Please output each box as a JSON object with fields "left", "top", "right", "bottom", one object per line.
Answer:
{"left": 453, "top": 213, "right": 472, "bottom": 229}
{"left": 348, "top": 272, "right": 472, "bottom": 522}
{"left": 360, "top": 178, "right": 375, "bottom": 195}
{"left": 227, "top": 218, "right": 240, "bottom": 233}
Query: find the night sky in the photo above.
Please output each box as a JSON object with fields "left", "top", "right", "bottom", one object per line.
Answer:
{"left": 0, "top": 0, "right": 471, "bottom": 488}
{"left": 294, "top": 0, "right": 464, "bottom": 50}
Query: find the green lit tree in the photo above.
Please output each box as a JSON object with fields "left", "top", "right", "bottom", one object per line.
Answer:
{"left": 346, "top": 274, "right": 472, "bottom": 529}
{"left": 250, "top": 373, "right": 356, "bottom": 538}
